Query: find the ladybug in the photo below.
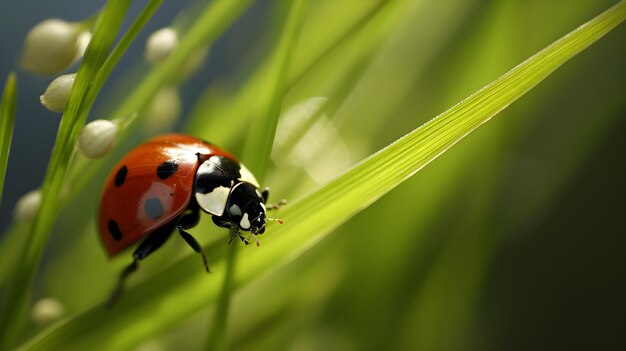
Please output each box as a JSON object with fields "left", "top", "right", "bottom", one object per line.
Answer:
{"left": 99, "top": 134, "right": 281, "bottom": 305}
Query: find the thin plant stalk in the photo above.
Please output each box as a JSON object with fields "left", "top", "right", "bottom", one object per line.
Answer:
{"left": 0, "top": 72, "right": 17, "bottom": 207}
{"left": 206, "top": 1, "right": 308, "bottom": 350}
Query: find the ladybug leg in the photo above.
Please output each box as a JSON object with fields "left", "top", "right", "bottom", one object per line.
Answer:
{"left": 262, "top": 187, "right": 287, "bottom": 210}
{"left": 225, "top": 230, "right": 249, "bottom": 245}
{"left": 178, "top": 228, "right": 210, "bottom": 272}
{"left": 177, "top": 208, "right": 210, "bottom": 273}
{"left": 265, "top": 199, "right": 287, "bottom": 211}
{"left": 261, "top": 188, "right": 270, "bottom": 203}
{"left": 237, "top": 232, "right": 250, "bottom": 245}
{"left": 106, "top": 222, "right": 174, "bottom": 307}
{"left": 106, "top": 259, "right": 138, "bottom": 308}
{"left": 213, "top": 216, "right": 246, "bottom": 245}
{"left": 212, "top": 215, "right": 233, "bottom": 230}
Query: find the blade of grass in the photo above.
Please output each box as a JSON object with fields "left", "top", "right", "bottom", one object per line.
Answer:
{"left": 0, "top": 72, "right": 19, "bottom": 283}
{"left": 19, "top": 2, "right": 626, "bottom": 350}
{"left": 83, "top": 0, "right": 164, "bottom": 120}
{"left": 0, "top": 72, "right": 17, "bottom": 207}
{"left": 205, "top": 242, "right": 238, "bottom": 351}
{"left": 241, "top": 0, "right": 307, "bottom": 176}
{"left": 206, "top": 2, "right": 307, "bottom": 350}
{"left": 0, "top": 1, "right": 132, "bottom": 348}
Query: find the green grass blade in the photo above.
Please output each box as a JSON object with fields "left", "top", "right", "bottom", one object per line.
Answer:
{"left": 0, "top": 72, "right": 17, "bottom": 207}
{"left": 0, "top": 1, "right": 131, "bottom": 348}
{"left": 83, "top": 0, "right": 164, "bottom": 115}
{"left": 242, "top": 0, "right": 307, "bottom": 175}
{"left": 19, "top": 2, "right": 626, "bottom": 350}
{"left": 0, "top": 72, "right": 19, "bottom": 283}
{"left": 206, "top": 2, "right": 307, "bottom": 350}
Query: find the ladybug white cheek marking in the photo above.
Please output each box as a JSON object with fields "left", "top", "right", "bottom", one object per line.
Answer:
{"left": 240, "top": 213, "right": 251, "bottom": 230}
{"left": 137, "top": 182, "right": 174, "bottom": 225}
{"left": 238, "top": 164, "right": 259, "bottom": 188}
{"left": 229, "top": 204, "right": 242, "bottom": 217}
{"left": 196, "top": 186, "right": 230, "bottom": 216}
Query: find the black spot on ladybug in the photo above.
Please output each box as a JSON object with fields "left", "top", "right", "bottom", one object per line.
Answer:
{"left": 144, "top": 198, "right": 165, "bottom": 219}
{"left": 108, "top": 220, "right": 123, "bottom": 241}
{"left": 157, "top": 161, "right": 178, "bottom": 179}
{"left": 114, "top": 166, "right": 128, "bottom": 187}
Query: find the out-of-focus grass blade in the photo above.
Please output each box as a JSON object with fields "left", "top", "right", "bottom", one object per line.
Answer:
{"left": 242, "top": 0, "right": 307, "bottom": 175}
{"left": 0, "top": 72, "right": 18, "bottom": 290}
{"left": 20, "top": 2, "right": 626, "bottom": 350}
{"left": 206, "top": 1, "right": 307, "bottom": 350}
{"left": 186, "top": 0, "right": 398, "bottom": 147}
{"left": 0, "top": 72, "right": 17, "bottom": 207}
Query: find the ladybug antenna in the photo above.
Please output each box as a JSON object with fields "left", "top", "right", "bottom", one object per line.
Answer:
{"left": 254, "top": 233, "right": 261, "bottom": 247}
{"left": 266, "top": 217, "right": 284, "bottom": 225}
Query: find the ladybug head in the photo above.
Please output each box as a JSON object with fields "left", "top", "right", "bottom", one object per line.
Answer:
{"left": 225, "top": 182, "right": 267, "bottom": 234}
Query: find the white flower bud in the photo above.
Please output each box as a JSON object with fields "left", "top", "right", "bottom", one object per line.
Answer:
{"left": 74, "top": 31, "right": 92, "bottom": 62}
{"left": 14, "top": 189, "right": 42, "bottom": 222}
{"left": 144, "top": 86, "right": 181, "bottom": 132}
{"left": 21, "top": 19, "right": 84, "bottom": 75}
{"left": 40, "top": 73, "right": 76, "bottom": 113}
{"left": 145, "top": 28, "right": 178, "bottom": 65}
{"left": 31, "top": 298, "right": 65, "bottom": 326}
{"left": 78, "top": 119, "right": 119, "bottom": 159}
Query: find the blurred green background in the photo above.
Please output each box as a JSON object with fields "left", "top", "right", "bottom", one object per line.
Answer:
{"left": 1, "top": 0, "right": 625, "bottom": 350}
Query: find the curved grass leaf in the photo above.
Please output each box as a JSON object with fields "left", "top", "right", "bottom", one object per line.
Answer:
{"left": 20, "top": 2, "right": 626, "bottom": 350}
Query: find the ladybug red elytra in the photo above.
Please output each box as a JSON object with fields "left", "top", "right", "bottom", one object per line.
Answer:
{"left": 99, "top": 134, "right": 281, "bottom": 305}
